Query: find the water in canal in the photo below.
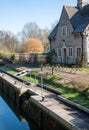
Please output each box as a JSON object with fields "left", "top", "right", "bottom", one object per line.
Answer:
{"left": 0, "top": 90, "right": 39, "bottom": 130}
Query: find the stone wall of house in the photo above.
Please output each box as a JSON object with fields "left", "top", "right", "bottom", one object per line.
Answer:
{"left": 55, "top": 6, "right": 82, "bottom": 64}
{"left": 50, "top": 7, "right": 83, "bottom": 65}
{"left": 50, "top": 39, "right": 56, "bottom": 50}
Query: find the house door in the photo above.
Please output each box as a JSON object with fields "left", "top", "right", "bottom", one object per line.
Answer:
{"left": 64, "top": 49, "right": 66, "bottom": 64}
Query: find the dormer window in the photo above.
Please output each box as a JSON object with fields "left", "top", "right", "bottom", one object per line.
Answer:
{"left": 62, "top": 26, "right": 67, "bottom": 36}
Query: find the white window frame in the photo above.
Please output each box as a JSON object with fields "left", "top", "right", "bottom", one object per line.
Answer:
{"left": 57, "top": 48, "right": 61, "bottom": 57}
{"left": 62, "top": 26, "right": 67, "bottom": 36}
{"left": 76, "top": 47, "right": 81, "bottom": 57}
{"left": 68, "top": 47, "right": 73, "bottom": 57}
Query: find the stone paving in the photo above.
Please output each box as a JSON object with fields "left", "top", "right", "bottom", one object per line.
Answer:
{"left": 0, "top": 72, "right": 89, "bottom": 130}
{"left": 32, "top": 96, "right": 89, "bottom": 130}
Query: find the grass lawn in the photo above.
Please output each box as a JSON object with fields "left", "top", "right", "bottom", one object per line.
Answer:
{"left": 1, "top": 66, "right": 89, "bottom": 109}
{"left": 20, "top": 74, "right": 89, "bottom": 109}
{"left": 0, "top": 66, "right": 18, "bottom": 75}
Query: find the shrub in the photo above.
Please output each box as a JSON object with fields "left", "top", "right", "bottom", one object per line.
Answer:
{"left": 85, "top": 89, "right": 89, "bottom": 98}
{"left": 71, "top": 75, "right": 89, "bottom": 92}
{"left": 47, "top": 49, "right": 57, "bottom": 64}
{"left": 30, "top": 70, "right": 39, "bottom": 75}
{"left": 23, "top": 38, "right": 44, "bottom": 53}
{"left": 49, "top": 74, "right": 60, "bottom": 81}
{"left": 76, "top": 56, "right": 87, "bottom": 67}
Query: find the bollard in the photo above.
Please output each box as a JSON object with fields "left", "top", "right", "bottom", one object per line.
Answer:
{"left": 42, "top": 96, "right": 45, "bottom": 101}
{"left": 52, "top": 65, "right": 54, "bottom": 75}
{"left": 14, "top": 81, "right": 16, "bottom": 84}
{"left": 35, "top": 75, "right": 37, "bottom": 90}
{"left": 30, "top": 73, "right": 31, "bottom": 81}
{"left": 41, "top": 76, "right": 44, "bottom": 101}
{"left": 33, "top": 75, "right": 36, "bottom": 91}
{"left": 35, "top": 75, "right": 36, "bottom": 82}
{"left": 21, "top": 80, "right": 24, "bottom": 89}
{"left": 2, "top": 73, "right": 4, "bottom": 76}
{"left": 41, "top": 63, "right": 43, "bottom": 71}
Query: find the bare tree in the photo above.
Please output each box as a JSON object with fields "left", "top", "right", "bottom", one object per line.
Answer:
{"left": 0, "top": 30, "right": 20, "bottom": 52}
{"left": 40, "top": 29, "right": 50, "bottom": 52}
{"left": 21, "top": 22, "right": 41, "bottom": 42}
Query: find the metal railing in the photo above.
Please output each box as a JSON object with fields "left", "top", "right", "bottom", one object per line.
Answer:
{"left": 29, "top": 73, "right": 45, "bottom": 101}
{"left": 0, "top": 70, "right": 45, "bottom": 101}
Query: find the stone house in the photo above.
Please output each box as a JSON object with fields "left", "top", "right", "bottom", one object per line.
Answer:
{"left": 48, "top": 0, "right": 89, "bottom": 65}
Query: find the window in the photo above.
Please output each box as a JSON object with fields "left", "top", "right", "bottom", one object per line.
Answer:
{"left": 69, "top": 48, "right": 73, "bottom": 57}
{"left": 57, "top": 48, "right": 61, "bottom": 56}
{"left": 62, "top": 26, "right": 67, "bottom": 36}
{"left": 77, "top": 48, "right": 81, "bottom": 57}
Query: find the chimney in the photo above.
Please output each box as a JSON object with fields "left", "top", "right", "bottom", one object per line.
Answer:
{"left": 77, "top": 0, "right": 88, "bottom": 9}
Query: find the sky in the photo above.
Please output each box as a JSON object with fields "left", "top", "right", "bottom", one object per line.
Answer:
{"left": 0, "top": 0, "right": 77, "bottom": 34}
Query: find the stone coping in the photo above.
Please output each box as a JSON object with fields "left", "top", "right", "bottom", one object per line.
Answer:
{"left": 37, "top": 84, "right": 89, "bottom": 114}
{"left": 58, "top": 95, "right": 89, "bottom": 114}
{"left": 37, "top": 84, "right": 63, "bottom": 95}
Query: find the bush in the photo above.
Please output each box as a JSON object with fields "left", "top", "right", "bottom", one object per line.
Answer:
{"left": 0, "top": 51, "right": 6, "bottom": 58}
{"left": 86, "top": 90, "right": 89, "bottom": 98}
{"left": 49, "top": 74, "right": 60, "bottom": 81}
{"left": 76, "top": 56, "right": 87, "bottom": 67}
{"left": 23, "top": 38, "right": 44, "bottom": 53}
{"left": 11, "top": 54, "right": 15, "bottom": 60}
{"left": 3, "top": 57, "right": 13, "bottom": 64}
{"left": 47, "top": 49, "right": 57, "bottom": 64}
{"left": 30, "top": 70, "right": 39, "bottom": 75}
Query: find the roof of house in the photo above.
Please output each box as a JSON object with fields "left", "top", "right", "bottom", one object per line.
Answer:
{"left": 48, "top": 4, "right": 89, "bottom": 40}
{"left": 67, "top": 5, "right": 89, "bottom": 34}
{"left": 48, "top": 23, "right": 59, "bottom": 40}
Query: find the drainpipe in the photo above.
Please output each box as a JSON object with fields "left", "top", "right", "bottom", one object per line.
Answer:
{"left": 81, "top": 32, "right": 88, "bottom": 64}
{"left": 81, "top": 33, "right": 83, "bottom": 60}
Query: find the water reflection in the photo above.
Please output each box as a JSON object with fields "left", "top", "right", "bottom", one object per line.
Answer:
{"left": 0, "top": 90, "right": 39, "bottom": 130}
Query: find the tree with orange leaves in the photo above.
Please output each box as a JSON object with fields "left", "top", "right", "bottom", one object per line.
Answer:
{"left": 23, "top": 38, "right": 44, "bottom": 53}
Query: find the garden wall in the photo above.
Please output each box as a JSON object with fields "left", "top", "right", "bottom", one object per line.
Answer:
{"left": 13, "top": 53, "right": 47, "bottom": 64}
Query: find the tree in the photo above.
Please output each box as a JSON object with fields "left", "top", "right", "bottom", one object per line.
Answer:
{"left": 0, "top": 31, "right": 20, "bottom": 52}
{"left": 40, "top": 29, "right": 50, "bottom": 52}
{"left": 20, "top": 22, "right": 50, "bottom": 52}
{"left": 21, "top": 22, "right": 41, "bottom": 42}
{"left": 23, "top": 38, "right": 44, "bottom": 53}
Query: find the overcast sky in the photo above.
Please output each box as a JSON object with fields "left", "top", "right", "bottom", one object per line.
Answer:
{"left": 0, "top": 0, "right": 78, "bottom": 34}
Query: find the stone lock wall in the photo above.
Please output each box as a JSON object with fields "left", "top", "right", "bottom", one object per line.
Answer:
{"left": 0, "top": 76, "right": 21, "bottom": 104}
{"left": 0, "top": 76, "right": 69, "bottom": 130}
{"left": 22, "top": 98, "right": 68, "bottom": 130}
